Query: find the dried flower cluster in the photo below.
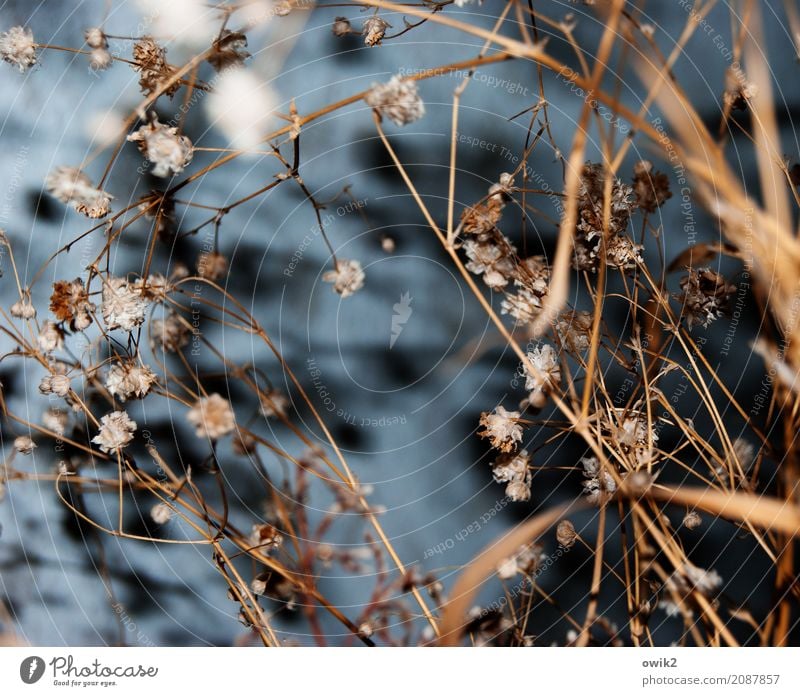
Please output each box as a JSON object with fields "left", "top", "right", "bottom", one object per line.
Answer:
{"left": 659, "top": 564, "right": 723, "bottom": 617}
{"left": 92, "top": 410, "right": 137, "bottom": 453}
{"left": 187, "top": 393, "right": 236, "bottom": 440}
{"left": 362, "top": 16, "right": 391, "bottom": 47}
{"left": 322, "top": 258, "right": 365, "bottom": 298}
{"left": 496, "top": 543, "right": 545, "bottom": 579}
{"left": 581, "top": 456, "right": 617, "bottom": 506}
{"left": 491, "top": 448, "right": 532, "bottom": 502}
{"left": 208, "top": 30, "right": 250, "bottom": 72}
{"left": 127, "top": 117, "right": 194, "bottom": 177}
{"left": 85, "top": 26, "right": 111, "bottom": 71}
{"left": 365, "top": 75, "right": 425, "bottom": 126}
{"left": 677, "top": 267, "right": 737, "bottom": 328}
{"left": 478, "top": 405, "right": 523, "bottom": 453}
{"left": 105, "top": 362, "right": 157, "bottom": 401}
{"left": 132, "top": 36, "right": 177, "bottom": 97}
{"left": 102, "top": 277, "right": 149, "bottom": 331}
{"left": 524, "top": 343, "right": 561, "bottom": 409}
{"left": 45, "top": 166, "right": 112, "bottom": 218}
{"left": 572, "top": 163, "right": 641, "bottom": 272}
{"left": 50, "top": 278, "right": 96, "bottom": 330}
{"left": 0, "top": 26, "right": 37, "bottom": 72}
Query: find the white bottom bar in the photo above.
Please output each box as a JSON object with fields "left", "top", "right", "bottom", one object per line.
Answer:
{"left": 0, "top": 647, "right": 797, "bottom": 694}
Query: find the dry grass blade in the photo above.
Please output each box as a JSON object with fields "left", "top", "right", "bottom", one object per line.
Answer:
{"left": 634, "top": 3, "right": 800, "bottom": 368}
{"left": 437, "top": 502, "right": 581, "bottom": 646}
{"left": 645, "top": 485, "right": 800, "bottom": 537}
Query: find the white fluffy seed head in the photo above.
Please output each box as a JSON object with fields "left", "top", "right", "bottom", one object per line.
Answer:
{"left": 1, "top": 26, "right": 37, "bottom": 72}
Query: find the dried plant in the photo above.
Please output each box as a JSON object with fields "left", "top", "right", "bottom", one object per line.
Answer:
{"left": 0, "top": 0, "right": 798, "bottom": 648}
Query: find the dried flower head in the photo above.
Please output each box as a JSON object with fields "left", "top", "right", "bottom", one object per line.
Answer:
{"left": 609, "top": 408, "right": 657, "bottom": 451}
{"left": 581, "top": 456, "right": 617, "bottom": 506}
{"left": 501, "top": 286, "right": 543, "bottom": 324}
{"left": 515, "top": 254, "right": 550, "bottom": 293}
{"left": 89, "top": 47, "right": 112, "bottom": 71}
{"left": 660, "top": 564, "right": 723, "bottom": 617}
{"left": 323, "top": 258, "right": 365, "bottom": 298}
{"left": 732, "top": 437, "right": 756, "bottom": 472}
{"left": 524, "top": 344, "right": 561, "bottom": 409}
{"left": 45, "top": 166, "right": 112, "bottom": 218}
{"left": 39, "top": 373, "right": 71, "bottom": 397}
{"left": 50, "top": 278, "right": 96, "bottom": 331}
{"left": 556, "top": 519, "right": 577, "bottom": 548}
{"left": 683, "top": 564, "right": 723, "bottom": 594}
{"left": 259, "top": 389, "right": 290, "bottom": 419}
{"left": 332, "top": 17, "right": 352, "bottom": 36}
{"left": 132, "top": 36, "right": 177, "bottom": 97}
{"left": 463, "top": 240, "right": 503, "bottom": 277}
{"left": 150, "top": 502, "right": 173, "bottom": 525}
{"left": 38, "top": 321, "right": 64, "bottom": 353}
{"left": 572, "top": 162, "right": 636, "bottom": 272}
{"left": 491, "top": 448, "right": 531, "bottom": 501}
{"left": 10, "top": 299, "right": 36, "bottom": 319}
{"left": 207, "top": 30, "right": 250, "bottom": 71}
{"left": 43, "top": 408, "right": 69, "bottom": 436}
{"left": 479, "top": 405, "right": 523, "bottom": 453}
{"left": 683, "top": 511, "right": 702, "bottom": 530}
{"left": 151, "top": 311, "right": 190, "bottom": 352}
{"left": 92, "top": 410, "right": 136, "bottom": 453}
{"left": 14, "top": 435, "right": 36, "bottom": 454}
{"left": 579, "top": 163, "right": 635, "bottom": 231}
{"left": 464, "top": 239, "right": 515, "bottom": 290}
{"left": 128, "top": 118, "right": 193, "bottom": 177}
{"left": 677, "top": 267, "right": 736, "bottom": 328}
{"left": 249, "top": 523, "right": 283, "bottom": 552}
{"left": 85, "top": 27, "right": 107, "bottom": 49}
{"left": 605, "top": 234, "right": 644, "bottom": 270}
{"left": 496, "top": 556, "right": 518, "bottom": 580}
{"left": 625, "top": 469, "right": 655, "bottom": 496}
{"left": 105, "top": 362, "right": 157, "bottom": 401}
{"left": 250, "top": 575, "right": 268, "bottom": 595}
{"left": 362, "top": 16, "right": 390, "bottom": 46}
{"left": 506, "top": 479, "right": 532, "bottom": 503}
{"left": 632, "top": 160, "right": 672, "bottom": 213}
{"left": 555, "top": 310, "right": 593, "bottom": 353}
{"left": 492, "top": 172, "right": 516, "bottom": 198}
{"left": 497, "top": 543, "right": 544, "bottom": 579}
{"left": 1, "top": 26, "right": 37, "bottom": 72}
{"left": 317, "top": 543, "right": 342, "bottom": 570}
{"left": 187, "top": 393, "right": 235, "bottom": 440}
{"left": 196, "top": 250, "right": 228, "bottom": 281}
{"left": 716, "top": 435, "right": 756, "bottom": 487}
{"left": 460, "top": 198, "right": 504, "bottom": 240}
{"left": 365, "top": 75, "right": 425, "bottom": 126}
{"left": 133, "top": 273, "right": 171, "bottom": 301}
{"left": 102, "top": 277, "right": 149, "bottom": 332}
{"left": 500, "top": 256, "right": 549, "bottom": 321}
